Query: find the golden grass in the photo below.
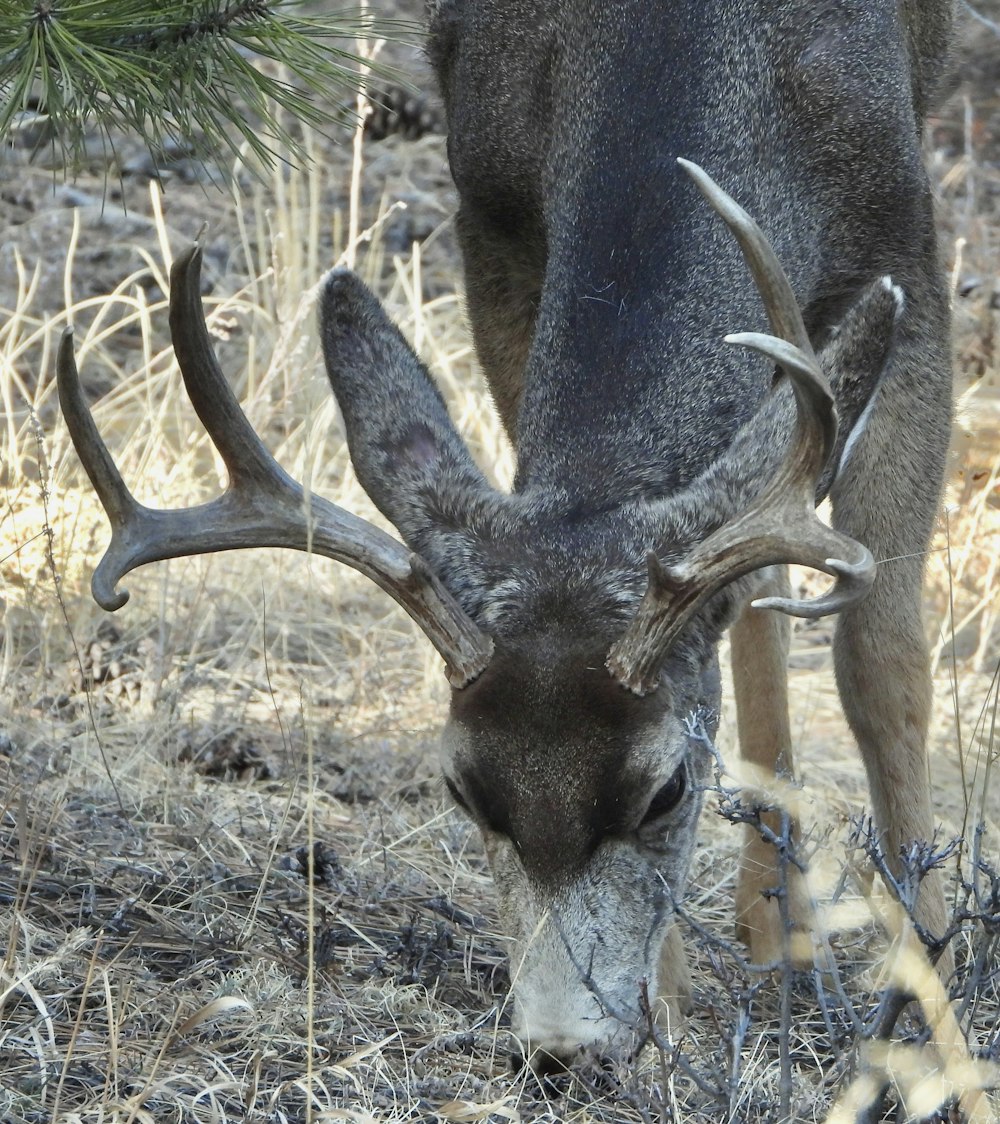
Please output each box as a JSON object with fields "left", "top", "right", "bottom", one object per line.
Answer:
{"left": 1, "top": 50, "right": 999, "bottom": 1124}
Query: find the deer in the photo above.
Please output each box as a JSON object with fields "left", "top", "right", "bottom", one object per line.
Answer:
{"left": 59, "top": 0, "right": 955, "bottom": 1074}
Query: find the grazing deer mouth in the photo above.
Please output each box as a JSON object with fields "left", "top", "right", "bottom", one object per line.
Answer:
{"left": 511, "top": 1025, "right": 650, "bottom": 1080}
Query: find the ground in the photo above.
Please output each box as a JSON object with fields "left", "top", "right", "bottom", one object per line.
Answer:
{"left": 0, "top": 4, "right": 998, "bottom": 1123}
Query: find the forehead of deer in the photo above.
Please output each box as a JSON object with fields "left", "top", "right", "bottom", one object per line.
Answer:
{"left": 446, "top": 642, "right": 679, "bottom": 879}
{"left": 450, "top": 639, "right": 670, "bottom": 734}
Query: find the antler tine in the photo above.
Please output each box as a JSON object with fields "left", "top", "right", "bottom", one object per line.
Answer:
{"left": 607, "top": 335, "right": 875, "bottom": 694}
{"left": 678, "top": 158, "right": 815, "bottom": 359}
{"left": 57, "top": 329, "right": 144, "bottom": 608}
{"left": 169, "top": 245, "right": 295, "bottom": 492}
{"left": 57, "top": 244, "right": 494, "bottom": 688}
{"left": 607, "top": 165, "right": 877, "bottom": 696}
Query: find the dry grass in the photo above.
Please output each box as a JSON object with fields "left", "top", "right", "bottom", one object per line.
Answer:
{"left": 1, "top": 18, "right": 999, "bottom": 1124}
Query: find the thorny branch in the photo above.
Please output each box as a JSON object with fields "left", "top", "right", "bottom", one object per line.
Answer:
{"left": 647, "top": 714, "right": 1000, "bottom": 1120}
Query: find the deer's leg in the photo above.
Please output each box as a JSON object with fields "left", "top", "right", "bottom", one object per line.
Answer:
{"left": 656, "top": 921, "right": 693, "bottom": 1030}
{"left": 731, "top": 566, "right": 813, "bottom": 964}
{"left": 829, "top": 300, "right": 952, "bottom": 975}
{"left": 456, "top": 210, "right": 542, "bottom": 440}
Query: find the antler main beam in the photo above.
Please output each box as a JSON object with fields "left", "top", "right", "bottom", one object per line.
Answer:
{"left": 606, "top": 162, "right": 876, "bottom": 695}
{"left": 57, "top": 244, "right": 494, "bottom": 688}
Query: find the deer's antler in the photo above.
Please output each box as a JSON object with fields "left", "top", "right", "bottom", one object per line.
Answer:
{"left": 606, "top": 161, "right": 875, "bottom": 695}
{"left": 58, "top": 244, "right": 494, "bottom": 688}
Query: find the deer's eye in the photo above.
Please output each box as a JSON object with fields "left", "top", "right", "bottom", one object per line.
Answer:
{"left": 641, "top": 765, "right": 686, "bottom": 824}
{"left": 444, "top": 776, "right": 472, "bottom": 816}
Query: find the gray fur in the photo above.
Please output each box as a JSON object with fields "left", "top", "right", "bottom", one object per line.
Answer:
{"left": 318, "top": 0, "right": 954, "bottom": 1069}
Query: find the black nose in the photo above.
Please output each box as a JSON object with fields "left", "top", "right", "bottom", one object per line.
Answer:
{"left": 530, "top": 1049, "right": 572, "bottom": 1078}
{"left": 510, "top": 1043, "right": 625, "bottom": 1087}
{"left": 509, "top": 1046, "right": 575, "bottom": 1079}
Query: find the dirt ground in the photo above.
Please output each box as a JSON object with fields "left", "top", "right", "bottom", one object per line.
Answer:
{"left": 0, "top": 4, "right": 998, "bottom": 1123}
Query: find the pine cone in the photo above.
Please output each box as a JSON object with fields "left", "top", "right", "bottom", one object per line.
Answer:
{"left": 365, "top": 86, "right": 442, "bottom": 142}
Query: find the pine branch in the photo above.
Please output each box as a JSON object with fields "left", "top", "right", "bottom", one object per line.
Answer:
{"left": 0, "top": 1, "right": 413, "bottom": 180}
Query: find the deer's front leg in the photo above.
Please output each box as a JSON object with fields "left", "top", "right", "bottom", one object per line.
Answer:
{"left": 829, "top": 289, "right": 953, "bottom": 979}
{"left": 657, "top": 921, "right": 693, "bottom": 1030}
{"left": 455, "top": 208, "right": 543, "bottom": 441}
{"left": 731, "top": 565, "right": 813, "bottom": 964}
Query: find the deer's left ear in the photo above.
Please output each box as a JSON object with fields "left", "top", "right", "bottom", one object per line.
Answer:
{"left": 692, "top": 271, "right": 905, "bottom": 510}
{"left": 816, "top": 275, "right": 904, "bottom": 484}
{"left": 319, "top": 270, "right": 497, "bottom": 554}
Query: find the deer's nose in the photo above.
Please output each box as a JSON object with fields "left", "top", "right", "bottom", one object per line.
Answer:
{"left": 510, "top": 1043, "right": 576, "bottom": 1076}
{"left": 511, "top": 1041, "right": 624, "bottom": 1080}
{"left": 530, "top": 1047, "right": 573, "bottom": 1077}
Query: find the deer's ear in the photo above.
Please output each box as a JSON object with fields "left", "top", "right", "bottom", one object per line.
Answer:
{"left": 319, "top": 270, "right": 493, "bottom": 550}
{"left": 818, "top": 275, "right": 904, "bottom": 481}
{"left": 700, "top": 272, "right": 904, "bottom": 507}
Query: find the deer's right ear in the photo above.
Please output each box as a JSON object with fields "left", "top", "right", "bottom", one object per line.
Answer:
{"left": 319, "top": 270, "right": 493, "bottom": 550}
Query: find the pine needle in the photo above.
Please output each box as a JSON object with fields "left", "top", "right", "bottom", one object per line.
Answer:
{"left": 0, "top": 1, "right": 411, "bottom": 180}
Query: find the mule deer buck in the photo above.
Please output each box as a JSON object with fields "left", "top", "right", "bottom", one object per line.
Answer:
{"left": 60, "top": 0, "right": 955, "bottom": 1072}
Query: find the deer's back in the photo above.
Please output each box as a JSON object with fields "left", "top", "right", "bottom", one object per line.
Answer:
{"left": 429, "top": 0, "right": 953, "bottom": 506}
